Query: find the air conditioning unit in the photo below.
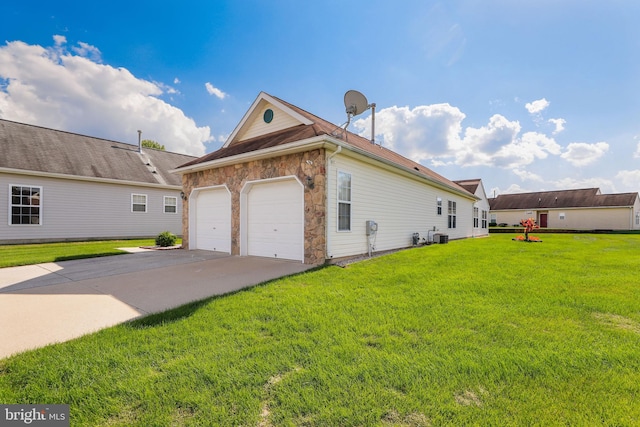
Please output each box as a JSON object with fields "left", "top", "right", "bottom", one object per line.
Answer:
{"left": 433, "top": 233, "right": 449, "bottom": 244}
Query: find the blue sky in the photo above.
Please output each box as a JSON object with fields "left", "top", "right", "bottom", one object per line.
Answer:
{"left": 2, "top": 0, "right": 639, "bottom": 196}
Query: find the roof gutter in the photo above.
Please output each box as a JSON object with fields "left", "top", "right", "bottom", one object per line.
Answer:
{"left": 0, "top": 167, "right": 182, "bottom": 190}
{"left": 170, "top": 135, "right": 330, "bottom": 175}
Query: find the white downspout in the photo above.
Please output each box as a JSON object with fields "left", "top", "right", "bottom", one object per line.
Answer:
{"left": 325, "top": 146, "right": 342, "bottom": 261}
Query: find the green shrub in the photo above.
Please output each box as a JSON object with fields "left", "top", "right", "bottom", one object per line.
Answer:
{"left": 155, "top": 231, "right": 177, "bottom": 247}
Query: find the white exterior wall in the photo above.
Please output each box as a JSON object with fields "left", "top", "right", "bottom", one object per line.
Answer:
{"left": 326, "top": 152, "right": 475, "bottom": 259}
{"left": 492, "top": 205, "right": 640, "bottom": 230}
{"left": 237, "top": 103, "right": 302, "bottom": 141}
{"left": 0, "top": 172, "right": 183, "bottom": 244}
{"left": 472, "top": 183, "right": 490, "bottom": 237}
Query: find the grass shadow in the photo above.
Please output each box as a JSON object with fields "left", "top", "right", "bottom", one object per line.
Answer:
{"left": 54, "top": 252, "right": 127, "bottom": 262}
{"left": 125, "top": 264, "right": 329, "bottom": 329}
{"left": 126, "top": 298, "right": 215, "bottom": 329}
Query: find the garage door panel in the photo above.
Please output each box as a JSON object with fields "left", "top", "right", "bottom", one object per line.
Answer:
{"left": 195, "top": 188, "right": 231, "bottom": 253}
{"left": 247, "top": 179, "right": 303, "bottom": 261}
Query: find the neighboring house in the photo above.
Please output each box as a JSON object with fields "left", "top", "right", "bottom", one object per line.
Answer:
{"left": 489, "top": 188, "right": 640, "bottom": 230}
{"left": 0, "top": 119, "right": 196, "bottom": 244}
{"left": 453, "top": 179, "right": 490, "bottom": 237}
{"left": 172, "top": 92, "right": 480, "bottom": 264}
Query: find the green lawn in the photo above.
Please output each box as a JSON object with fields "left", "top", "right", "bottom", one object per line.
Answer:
{"left": 1, "top": 234, "right": 639, "bottom": 426}
{"left": 0, "top": 239, "right": 180, "bottom": 268}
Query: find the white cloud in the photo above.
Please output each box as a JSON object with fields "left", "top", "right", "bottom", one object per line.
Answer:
{"left": 615, "top": 170, "right": 640, "bottom": 191}
{"left": 634, "top": 139, "right": 640, "bottom": 158}
{"left": 455, "top": 114, "right": 521, "bottom": 167}
{"left": 205, "top": 82, "right": 227, "bottom": 99}
{"left": 499, "top": 183, "right": 533, "bottom": 194}
{"left": 512, "top": 168, "right": 544, "bottom": 182}
{"left": 353, "top": 103, "right": 465, "bottom": 163}
{"left": 525, "top": 98, "right": 550, "bottom": 114}
{"left": 354, "top": 104, "right": 561, "bottom": 170}
{"left": 0, "top": 36, "right": 209, "bottom": 156}
{"left": 53, "top": 35, "right": 66, "bottom": 46}
{"left": 552, "top": 176, "right": 616, "bottom": 193}
{"left": 548, "top": 118, "right": 566, "bottom": 134}
{"left": 174, "top": 77, "right": 181, "bottom": 84}
{"left": 71, "top": 41, "right": 102, "bottom": 62}
{"left": 560, "top": 142, "right": 609, "bottom": 166}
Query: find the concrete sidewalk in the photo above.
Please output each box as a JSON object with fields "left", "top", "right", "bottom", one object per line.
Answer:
{"left": 0, "top": 250, "right": 314, "bottom": 359}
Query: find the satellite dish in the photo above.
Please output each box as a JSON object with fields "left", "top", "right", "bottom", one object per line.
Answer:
{"left": 344, "top": 90, "right": 369, "bottom": 116}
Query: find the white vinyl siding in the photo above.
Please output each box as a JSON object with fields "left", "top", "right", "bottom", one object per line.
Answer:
{"left": 164, "top": 196, "right": 177, "bottom": 214}
{"left": 337, "top": 171, "right": 352, "bottom": 232}
{"left": 0, "top": 173, "right": 183, "bottom": 244}
{"left": 237, "top": 104, "right": 303, "bottom": 141}
{"left": 9, "top": 184, "right": 42, "bottom": 226}
{"left": 132, "top": 194, "right": 147, "bottom": 213}
{"left": 326, "top": 154, "right": 475, "bottom": 259}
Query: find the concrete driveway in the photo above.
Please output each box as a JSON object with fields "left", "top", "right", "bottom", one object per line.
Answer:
{"left": 0, "top": 249, "right": 314, "bottom": 359}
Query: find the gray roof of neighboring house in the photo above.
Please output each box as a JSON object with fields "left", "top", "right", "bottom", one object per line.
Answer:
{"left": 178, "top": 93, "right": 475, "bottom": 198}
{"left": 489, "top": 188, "right": 639, "bottom": 210}
{"left": 0, "top": 119, "right": 196, "bottom": 187}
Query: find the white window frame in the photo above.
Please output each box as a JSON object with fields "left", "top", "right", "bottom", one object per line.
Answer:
{"left": 436, "top": 197, "right": 442, "bottom": 215}
{"left": 481, "top": 210, "right": 488, "bottom": 228}
{"left": 636, "top": 213, "right": 640, "bottom": 226}
{"left": 448, "top": 200, "right": 457, "bottom": 229}
{"left": 473, "top": 207, "right": 479, "bottom": 228}
{"left": 131, "top": 193, "right": 147, "bottom": 213}
{"left": 9, "top": 184, "right": 42, "bottom": 226}
{"left": 164, "top": 196, "right": 178, "bottom": 214}
{"left": 559, "top": 212, "right": 566, "bottom": 220}
{"left": 337, "top": 171, "right": 352, "bottom": 232}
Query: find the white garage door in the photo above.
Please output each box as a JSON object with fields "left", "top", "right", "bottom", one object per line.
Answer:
{"left": 195, "top": 188, "right": 231, "bottom": 253}
{"left": 247, "top": 179, "right": 303, "bottom": 261}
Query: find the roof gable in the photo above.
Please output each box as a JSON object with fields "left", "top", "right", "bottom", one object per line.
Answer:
{"left": 224, "top": 92, "right": 313, "bottom": 147}
{"left": 454, "top": 179, "right": 480, "bottom": 195}
{"left": 0, "top": 119, "right": 196, "bottom": 186}
{"left": 454, "top": 179, "right": 489, "bottom": 202}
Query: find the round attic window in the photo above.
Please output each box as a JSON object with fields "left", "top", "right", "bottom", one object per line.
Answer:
{"left": 263, "top": 108, "right": 274, "bottom": 123}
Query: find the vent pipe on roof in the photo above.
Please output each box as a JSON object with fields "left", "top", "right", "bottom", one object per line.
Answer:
{"left": 137, "top": 130, "right": 142, "bottom": 153}
{"left": 370, "top": 103, "right": 376, "bottom": 144}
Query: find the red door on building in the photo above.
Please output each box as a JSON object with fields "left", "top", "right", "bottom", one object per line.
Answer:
{"left": 539, "top": 213, "right": 548, "bottom": 228}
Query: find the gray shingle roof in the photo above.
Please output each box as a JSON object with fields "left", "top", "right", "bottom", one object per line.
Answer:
{"left": 489, "top": 188, "right": 639, "bottom": 210}
{"left": 0, "top": 119, "right": 195, "bottom": 186}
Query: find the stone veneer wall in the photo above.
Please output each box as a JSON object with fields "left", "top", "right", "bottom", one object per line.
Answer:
{"left": 181, "top": 148, "right": 326, "bottom": 264}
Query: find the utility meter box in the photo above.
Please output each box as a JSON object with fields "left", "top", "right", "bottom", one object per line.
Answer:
{"left": 366, "top": 220, "right": 378, "bottom": 236}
